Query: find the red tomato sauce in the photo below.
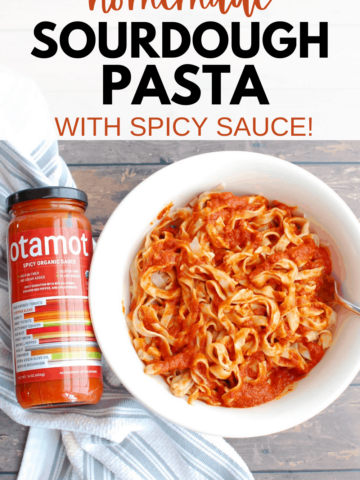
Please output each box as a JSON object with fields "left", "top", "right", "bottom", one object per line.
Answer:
{"left": 229, "top": 343, "right": 324, "bottom": 408}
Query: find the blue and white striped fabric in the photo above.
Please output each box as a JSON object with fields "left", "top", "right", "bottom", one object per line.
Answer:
{"left": 0, "top": 139, "right": 254, "bottom": 480}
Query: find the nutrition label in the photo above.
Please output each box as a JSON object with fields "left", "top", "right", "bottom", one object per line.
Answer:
{"left": 13, "top": 298, "right": 47, "bottom": 373}
{"left": 11, "top": 295, "right": 102, "bottom": 383}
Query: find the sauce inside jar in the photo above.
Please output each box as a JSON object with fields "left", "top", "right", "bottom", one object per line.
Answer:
{"left": 6, "top": 187, "right": 103, "bottom": 409}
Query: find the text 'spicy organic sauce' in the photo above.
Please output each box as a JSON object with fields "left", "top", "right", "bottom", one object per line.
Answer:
{"left": 6, "top": 187, "right": 103, "bottom": 409}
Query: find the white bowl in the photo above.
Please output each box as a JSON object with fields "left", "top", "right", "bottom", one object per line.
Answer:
{"left": 89, "top": 151, "right": 360, "bottom": 438}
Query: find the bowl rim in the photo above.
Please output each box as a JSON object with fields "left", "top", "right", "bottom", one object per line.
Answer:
{"left": 89, "top": 151, "right": 360, "bottom": 438}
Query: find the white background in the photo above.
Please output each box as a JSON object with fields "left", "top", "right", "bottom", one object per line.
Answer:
{"left": 0, "top": 0, "right": 359, "bottom": 140}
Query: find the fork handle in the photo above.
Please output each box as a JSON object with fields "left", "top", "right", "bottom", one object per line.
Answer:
{"left": 335, "top": 292, "right": 360, "bottom": 316}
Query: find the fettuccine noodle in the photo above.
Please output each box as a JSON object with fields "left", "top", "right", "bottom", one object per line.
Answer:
{"left": 127, "top": 191, "right": 336, "bottom": 408}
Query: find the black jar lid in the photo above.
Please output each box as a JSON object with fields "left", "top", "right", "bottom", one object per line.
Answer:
{"left": 6, "top": 186, "right": 88, "bottom": 213}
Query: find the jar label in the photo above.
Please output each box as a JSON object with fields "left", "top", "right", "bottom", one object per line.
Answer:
{"left": 8, "top": 227, "right": 102, "bottom": 384}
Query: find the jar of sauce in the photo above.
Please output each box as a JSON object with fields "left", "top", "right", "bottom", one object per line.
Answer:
{"left": 6, "top": 187, "right": 103, "bottom": 409}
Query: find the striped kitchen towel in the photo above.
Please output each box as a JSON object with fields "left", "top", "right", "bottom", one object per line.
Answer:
{"left": 0, "top": 69, "right": 254, "bottom": 480}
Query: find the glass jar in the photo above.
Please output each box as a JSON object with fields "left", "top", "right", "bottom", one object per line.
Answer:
{"left": 6, "top": 187, "right": 103, "bottom": 409}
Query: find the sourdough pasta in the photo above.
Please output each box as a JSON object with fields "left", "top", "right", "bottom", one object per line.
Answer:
{"left": 127, "top": 191, "right": 336, "bottom": 408}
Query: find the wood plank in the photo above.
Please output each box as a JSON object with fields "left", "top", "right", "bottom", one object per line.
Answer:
{"left": 3, "top": 157, "right": 360, "bottom": 475}
{"left": 254, "top": 473, "right": 360, "bottom": 480}
{"left": 228, "top": 387, "right": 360, "bottom": 471}
{"left": 0, "top": 411, "right": 28, "bottom": 473}
{"left": 60, "top": 140, "right": 360, "bottom": 165}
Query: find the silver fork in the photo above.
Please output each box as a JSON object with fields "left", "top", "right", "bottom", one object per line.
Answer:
{"left": 334, "top": 282, "right": 360, "bottom": 316}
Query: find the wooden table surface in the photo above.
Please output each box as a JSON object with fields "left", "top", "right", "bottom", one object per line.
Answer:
{"left": 1, "top": 140, "right": 360, "bottom": 480}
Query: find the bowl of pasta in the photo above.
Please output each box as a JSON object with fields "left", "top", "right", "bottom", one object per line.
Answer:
{"left": 89, "top": 151, "right": 360, "bottom": 438}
